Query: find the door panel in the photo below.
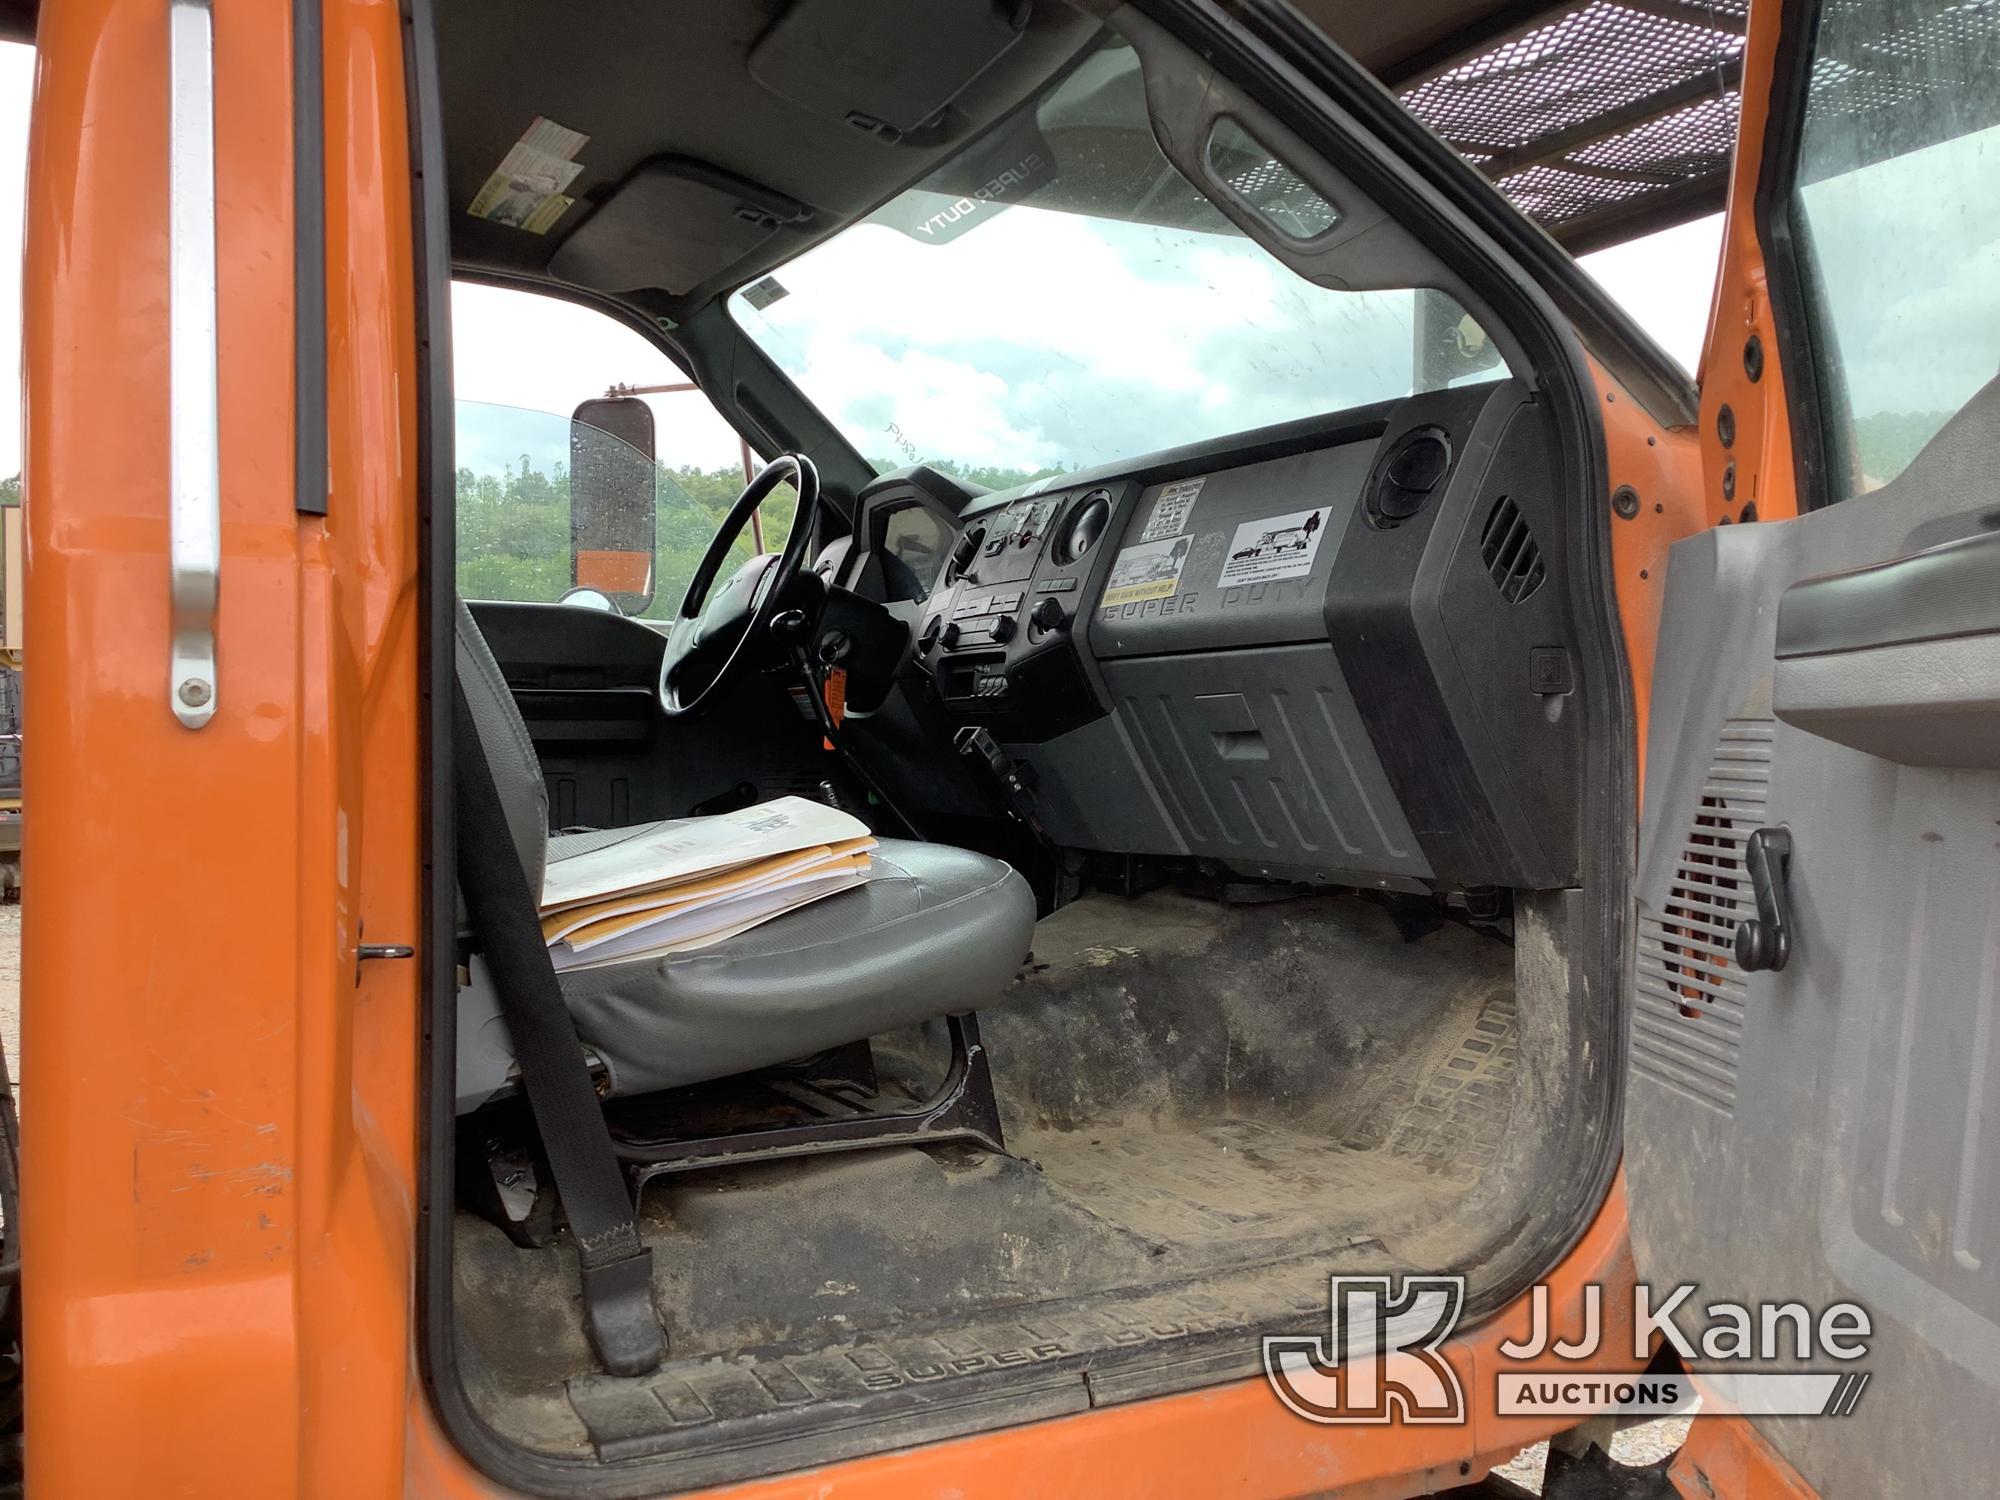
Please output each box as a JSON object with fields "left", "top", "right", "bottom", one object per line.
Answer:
{"left": 1626, "top": 0, "right": 2000, "bottom": 1486}
{"left": 1631, "top": 384, "right": 2000, "bottom": 1494}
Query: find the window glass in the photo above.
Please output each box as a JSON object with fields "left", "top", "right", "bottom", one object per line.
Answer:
{"left": 1578, "top": 213, "right": 1724, "bottom": 378}
{"left": 450, "top": 284, "right": 781, "bottom": 614}
{"left": 2, "top": 42, "right": 32, "bottom": 512}
{"left": 1789, "top": 0, "right": 2000, "bottom": 497}
{"left": 728, "top": 44, "right": 1502, "bottom": 488}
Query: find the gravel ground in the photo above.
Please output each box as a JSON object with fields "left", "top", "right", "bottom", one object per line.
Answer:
{"left": 1493, "top": 1417, "right": 1692, "bottom": 1492}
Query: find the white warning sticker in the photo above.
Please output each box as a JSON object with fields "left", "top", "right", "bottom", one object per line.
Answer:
{"left": 468, "top": 117, "right": 590, "bottom": 234}
{"left": 1139, "top": 475, "right": 1205, "bottom": 543}
{"left": 1102, "top": 534, "right": 1194, "bottom": 606}
{"left": 1216, "top": 507, "right": 1329, "bottom": 587}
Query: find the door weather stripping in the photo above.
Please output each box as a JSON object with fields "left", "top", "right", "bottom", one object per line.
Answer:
{"left": 168, "top": 0, "right": 221, "bottom": 729}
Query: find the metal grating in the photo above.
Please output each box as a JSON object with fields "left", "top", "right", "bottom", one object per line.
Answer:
{"left": 1394, "top": 0, "right": 1746, "bottom": 244}
{"left": 1390, "top": 0, "right": 2000, "bottom": 246}
{"left": 1630, "top": 716, "right": 1773, "bottom": 1114}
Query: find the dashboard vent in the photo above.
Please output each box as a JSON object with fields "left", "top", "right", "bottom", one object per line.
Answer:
{"left": 1365, "top": 426, "right": 1452, "bottom": 528}
{"left": 1478, "top": 496, "right": 1545, "bottom": 603}
{"left": 947, "top": 526, "right": 985, "bottom": 583}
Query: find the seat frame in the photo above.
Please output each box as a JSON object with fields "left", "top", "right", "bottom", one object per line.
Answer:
{"left": 462, "top": 1012, "right": 1006, "bottom": 1249}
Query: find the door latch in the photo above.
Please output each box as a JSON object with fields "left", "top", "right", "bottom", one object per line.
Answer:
{"left": 1733, "top": 826, "right": 1794, "bottom": 973}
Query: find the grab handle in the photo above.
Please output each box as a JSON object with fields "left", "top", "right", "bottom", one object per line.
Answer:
{"left": 168, "top": 0, "right": 220, "bottom": 728}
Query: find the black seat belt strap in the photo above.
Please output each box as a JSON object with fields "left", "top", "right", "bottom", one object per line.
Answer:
{"left": 451, "top": 678, "right": 665, "bottom": 1377}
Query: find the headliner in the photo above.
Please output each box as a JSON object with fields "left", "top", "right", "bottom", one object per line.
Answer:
{"left": 432, "top": 0, "right": 1745, "bottom": 315}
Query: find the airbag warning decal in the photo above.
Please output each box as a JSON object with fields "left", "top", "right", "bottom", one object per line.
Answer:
{"left": 1217, "top": 507, "right": 1328, "bottom": 587}
{"left": 1103, "top": 535, "right": 1193, "bottom": 606}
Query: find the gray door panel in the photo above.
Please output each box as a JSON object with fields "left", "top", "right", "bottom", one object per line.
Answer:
{"left": 1627, "top": 379, "right": 2000, "bottom": 1496}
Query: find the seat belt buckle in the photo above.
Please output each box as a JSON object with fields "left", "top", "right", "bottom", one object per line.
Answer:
{"left": 577, "top": 1240, "right": 666, "bottom": 1376}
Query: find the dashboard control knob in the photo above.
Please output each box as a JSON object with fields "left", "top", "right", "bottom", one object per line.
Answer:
{"left": 940, "top": 621, "right": 962, "bottom": 650}
{"left": 989, "top": 614, "right": 1017, "bottom": 643}
{"left": 1031, "top": 596, "right": 1067, "bottom": 631}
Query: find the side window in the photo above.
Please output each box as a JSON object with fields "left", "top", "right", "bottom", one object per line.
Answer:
{"left": 1785, "top": 0, "right": 2000, "bottom": 498}
{"left": 2, "top": 42, "right": 28, "bottom": 516}
{"left": 451, "top": 283, "right": 774, "bottom": 616}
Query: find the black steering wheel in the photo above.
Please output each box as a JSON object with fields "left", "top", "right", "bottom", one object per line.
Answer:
{"left": 657, "top": 452, "right": 819, "bottom": 718}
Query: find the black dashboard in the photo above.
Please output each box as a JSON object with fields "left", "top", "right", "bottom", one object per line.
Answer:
{"left": 841, "top": 379, "right": 1585, "bottom": 894}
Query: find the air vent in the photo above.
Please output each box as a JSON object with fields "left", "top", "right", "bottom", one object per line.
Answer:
{"left": 1366, "top": 426, "right": 1452, "bottom": 528}
{"left": 946, "top": 525, "right": 985, "bottom": 583}
{"left": 1478, "top": 496, "right": 1546, "bottom": 603}
{"left": 1631, "top": 717, "right": 1774, "bottom": 1114}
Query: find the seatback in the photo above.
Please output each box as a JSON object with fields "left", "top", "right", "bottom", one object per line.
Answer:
{"left": 455, "top": 599, "right": 550, "bottom": 899}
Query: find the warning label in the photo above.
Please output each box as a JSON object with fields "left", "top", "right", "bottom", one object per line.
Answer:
{"left": 468, "top": 117, "right": 589, "bottom": 234}
{"left": 1139, "top": 476, "right": 1205, "bottom": 543}
{"left": 1216, "top": 507, "right": 1329, "bottom": 587}
{"left": 1103, "top": 534, "right": 1193, "bottom": 606}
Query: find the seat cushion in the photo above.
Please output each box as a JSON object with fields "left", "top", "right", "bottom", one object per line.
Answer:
{"left": 551, "top": 836, "right": 1036, "bottom": 1096}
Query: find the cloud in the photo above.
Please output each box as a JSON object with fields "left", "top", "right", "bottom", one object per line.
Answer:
{"left": 734, "top": 208, "right": 1438, "bottom": 471}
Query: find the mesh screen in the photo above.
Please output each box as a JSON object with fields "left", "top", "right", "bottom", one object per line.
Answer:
{"left": 1394, "top": 0, "right": 2000, "bottom": 244}
{"left": 1396, "top": 0, "right": 1748, "bottom": 242}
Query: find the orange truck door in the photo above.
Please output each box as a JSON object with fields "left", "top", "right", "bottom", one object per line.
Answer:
{"left": 1625, "top": 0, "right": 2000, "bottom": 1494}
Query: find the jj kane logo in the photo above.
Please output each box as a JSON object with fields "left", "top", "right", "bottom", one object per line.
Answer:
{"left": 1264, "top": 1276, "right": 1874, "bottom": 1425}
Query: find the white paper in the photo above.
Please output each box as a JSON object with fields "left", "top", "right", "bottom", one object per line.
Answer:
{"left": 540, "top": 841, "right": 873, "bottom": 944}
{"left": 551, "top": 869, "right": 869, "bottom": 971}
{"left": 540, "top": 795, "right": 871, "bottom": 911}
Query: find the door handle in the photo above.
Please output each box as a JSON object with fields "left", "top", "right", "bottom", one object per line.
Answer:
{"left": 168, "top": 0, "right": 220, "bottom": 728}
{"left": 1734, "top": 826, "right": 1794, "bottom": 973}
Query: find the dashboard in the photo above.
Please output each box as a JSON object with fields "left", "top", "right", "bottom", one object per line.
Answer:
{"left": 841, "top": 379, "right": 1585, "bottom": 894}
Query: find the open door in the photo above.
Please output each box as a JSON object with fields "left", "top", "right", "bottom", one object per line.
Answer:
{"left": 1627, "top": 0, "right": 2000, "bottom": 1490}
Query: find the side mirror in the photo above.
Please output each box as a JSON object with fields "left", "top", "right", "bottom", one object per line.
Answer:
{"left": 570, "top": 396, "right": 658, "bottom": 613}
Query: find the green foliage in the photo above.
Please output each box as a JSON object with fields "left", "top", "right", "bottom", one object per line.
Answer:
{"left": 1849, "top": 410, "right": 1954, "bottom": 487}
{"left": 455, "top": 454, "right": 794, "bottom": 618}
{"left": 455, "top": 432, "right": 1047, "bottom": 620}
{"left": 0, "top": 475, "right": 19, "bottom": 508}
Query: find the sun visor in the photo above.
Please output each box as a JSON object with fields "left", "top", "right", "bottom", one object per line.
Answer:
{"left": 548, "top": 158, "right": 814, "bottom": 295}
{"left": 749, "top": 0, "right": 1030, "bottom": 141}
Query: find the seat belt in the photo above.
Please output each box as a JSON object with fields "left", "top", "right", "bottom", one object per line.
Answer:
{"left": 451, "top": 678, "right": 666, "bottom": 1377}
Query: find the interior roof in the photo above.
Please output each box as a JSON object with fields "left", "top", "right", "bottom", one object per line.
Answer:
{"left": 437, "top": 0, "right": 1104, "bottom": 318}
{"left": 434, "top": 0, "right": 1600, "bottom": 320}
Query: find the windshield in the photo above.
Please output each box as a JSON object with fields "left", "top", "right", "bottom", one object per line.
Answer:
{"left": 729, "top": 44, "right": 1501, "bottom": 485}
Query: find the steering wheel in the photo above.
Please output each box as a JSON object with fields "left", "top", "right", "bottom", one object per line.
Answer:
{"left": 658, "top": 452, "right": 819, "bottom": 718}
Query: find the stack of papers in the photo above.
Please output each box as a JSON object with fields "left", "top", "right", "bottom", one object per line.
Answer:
{"left": 539, "top": 797, "right": 876, "bottom": 972}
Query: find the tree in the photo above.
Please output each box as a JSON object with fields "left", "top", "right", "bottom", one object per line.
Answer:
{"left": 454, "top": 447, "right": 1053, "bottom": 618}
{"left": 0, "top": 475, "right": 19, "bottom": 507}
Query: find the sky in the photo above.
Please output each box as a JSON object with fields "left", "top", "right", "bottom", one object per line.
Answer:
{"left": 0, "top": 33, "right": 1727, "bottom": 484}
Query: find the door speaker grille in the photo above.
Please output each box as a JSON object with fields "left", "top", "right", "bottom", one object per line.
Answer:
{"left": 1631, "top": 717, "right": 1773, "bottom": 1113}
{"left": 1478, "top": 495, "right": 1546, "bottom": 602}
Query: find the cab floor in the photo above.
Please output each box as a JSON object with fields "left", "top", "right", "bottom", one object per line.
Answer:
{"left": 452, "top": 888, "right": 1523, "bottom": 1469}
